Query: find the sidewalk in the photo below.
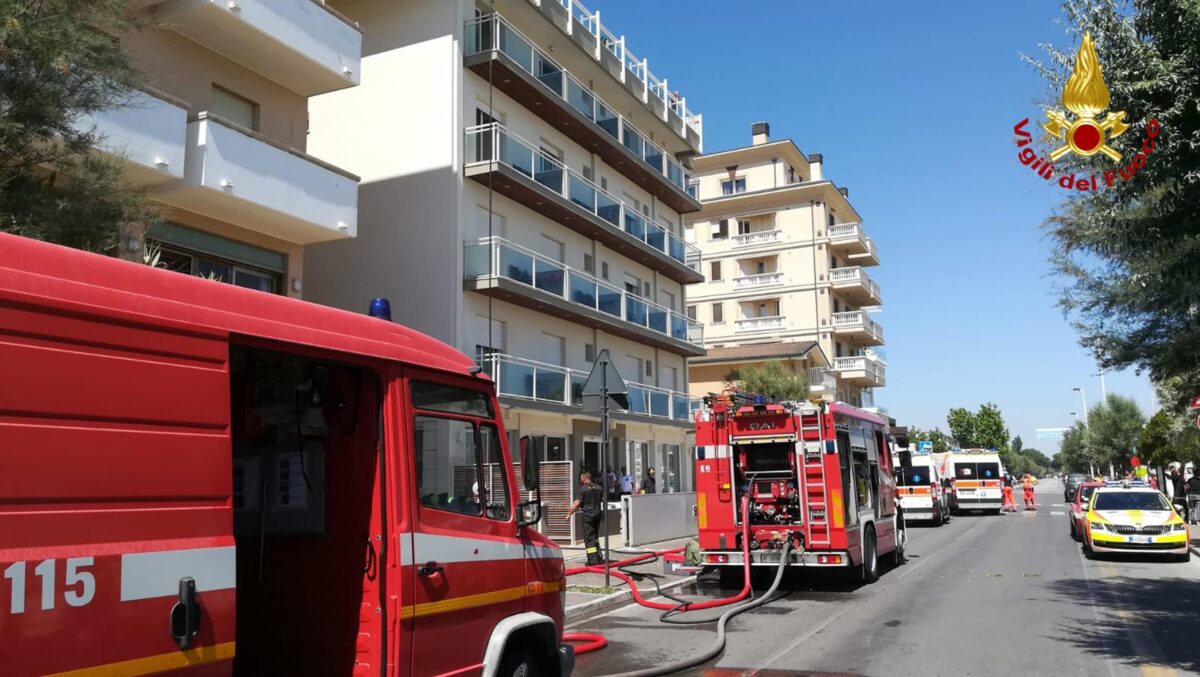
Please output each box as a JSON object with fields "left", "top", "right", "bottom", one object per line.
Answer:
{"left": 1190, "top": 533, "right": 1200, "bottom": 558}
{"left": 563, "top": 534, "right": 698, "bottom": 623}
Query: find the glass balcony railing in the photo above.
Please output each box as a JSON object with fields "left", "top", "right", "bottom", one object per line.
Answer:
{"left": 480, "top": 352, "right": 698, "bottom": 422}
{"left": 464, "top": 123, "right": 701, "bottom": 272}
{"left": 465, "top": 236, "right": 704, "bottom": 349}
{"left": 465, "top": 13, "right": 698, "bottom": 198}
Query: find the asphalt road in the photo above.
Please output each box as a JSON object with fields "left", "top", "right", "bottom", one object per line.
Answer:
{"left": 567, "top": 483, "right": 1200, "bottom": 676}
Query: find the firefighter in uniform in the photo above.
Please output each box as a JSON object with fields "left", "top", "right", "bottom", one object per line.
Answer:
{"left": 566, "top": 470, "right": 605, "bottom": 566}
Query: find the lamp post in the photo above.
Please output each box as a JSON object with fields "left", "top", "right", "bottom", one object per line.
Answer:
{"left": 1073, "top": 387, "right": 1094, "bottom": 477}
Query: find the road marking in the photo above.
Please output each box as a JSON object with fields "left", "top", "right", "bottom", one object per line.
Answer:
{"left": 1050, "top": 511, "right": 1065, "bottom": 515}
{"left": 1053, "top": 503, "right": 1066, "bottom": 507}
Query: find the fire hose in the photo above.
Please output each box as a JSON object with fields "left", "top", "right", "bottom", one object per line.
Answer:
{"left": 561, "top": 496, "right": 793, "bottom": 675}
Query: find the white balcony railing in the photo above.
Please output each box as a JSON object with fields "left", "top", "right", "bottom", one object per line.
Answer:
{"left": 735, "top": 315, "right": 784, "bottom": 332}
{"left": 163, "top": 113, "right": 358, "bottom": 244}
{"left": 464, "top": 13, "right": 697, "bottom": 198}
{"left": 828, "top": 222, "right": 867, "bottom": 246}
{"left": 156, "top": 0, "right": 361, "bottom": 97}
{"left": 829, "top": 266, "right": 881, "bottom": 300}
{"left": 832, "top": 311, "right": 885, "bottom": 343}
{"left": 464, "top": 237, "right": 703, "bottom": 348}
{"left": 77, "top": 87, "right": 187, "bottom": 184}
{"left": 732, "top": 229, "right": 782, "bottom": 247}
{"left": 538, "top": 0, "right": 702, "bottom": 139}
{"left": 834, "top": 356, "right": 887, "bottom": 385}
{"left": 733, "top": 272, "right": 784, "bottom": 290}
{"left": 481, "top": 353, "right": 699, "bottom": 422}
{"left": 464, "top": 123, "right": 700, "bottom": 271}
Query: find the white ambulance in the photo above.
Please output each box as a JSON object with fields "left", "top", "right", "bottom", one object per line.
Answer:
{"left": 941, "top": 449, "right": 1006, "bottom": 514}
{"left": 896, "top": 447, "right": 950, "bottom": 525}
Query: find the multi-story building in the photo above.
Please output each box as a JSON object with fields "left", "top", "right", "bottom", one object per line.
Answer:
{"left": 83, "top": 0, "right": 362, "bottom": 296}
{"left": 302, "top": 0, "right": 706, "bottom": 537}
{"left": 685, "top": 122, "right": 885, "bottom": 409}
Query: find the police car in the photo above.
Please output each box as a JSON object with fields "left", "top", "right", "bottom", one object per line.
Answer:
{"left": 1082, "top": 482, "right": 1190, "bottom": 561}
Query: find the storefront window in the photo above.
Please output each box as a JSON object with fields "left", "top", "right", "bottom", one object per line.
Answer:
{"left": 147, "top": 222, "right": 285, "bottom": 294}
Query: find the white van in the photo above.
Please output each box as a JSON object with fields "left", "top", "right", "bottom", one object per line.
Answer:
{"left": 896, "top": 449, "right": 950, "bottom": 525}
{"left": 943, "top": 450, "right": 1006, "bottom": 514}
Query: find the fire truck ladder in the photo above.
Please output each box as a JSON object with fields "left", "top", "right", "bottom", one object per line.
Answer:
{"left": 800, "top": 412, "right": 831, "bottom": 548}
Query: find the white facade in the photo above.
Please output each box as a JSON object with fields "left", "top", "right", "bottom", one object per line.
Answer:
{"left": 305, "top": 0, "right": 705, "bottom": 516}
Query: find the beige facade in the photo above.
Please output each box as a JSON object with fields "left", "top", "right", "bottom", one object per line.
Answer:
{"left": 87, "top": 0, "right": 363, "bottom": 297}
{"left": 301, "top": 0, "right": 706, "bottom": 529}
{"left": 685, "top": 123, "right": 885, "bottom": 409}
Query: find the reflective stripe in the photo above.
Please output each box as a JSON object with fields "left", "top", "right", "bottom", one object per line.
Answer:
{"left": 120, "top": 546, "right": 235, "bottom": 601}
{"left": 400, "top": 581, "right": 562, "bottom": 620}
{"left": 400, "top": 532, "right": 563, "bottom": 567}
{"left": 46, "top": 641, "right": 235, "bottom": 676}
{"left": 712, "top": 445, "right": 729, "bottom": 459}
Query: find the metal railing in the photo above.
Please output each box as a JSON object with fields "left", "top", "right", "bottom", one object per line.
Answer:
{"left": 464, "top": 236, "right": 704, "bottom": 347}
{"left": 828, "top": 266, "right": 881, "bottom": 299}
{"left": 732, "top": 229, "right": 781, "bottom": 247}
{"left": 465, "top": 12, "right": 699, "bottom": 193}
{"left": 734, "top": 315, "right": 784, "bottom": 332}
{"left": 539, "top": 0, "right": 702, "bottom": 137}
{"left": 809, "top": 367, "right": 836, "bottom": 392}
{"left": 733, "top": 272, "right": 783, "bottom": 289}
{"left": 464, "top": 123, "right": 701, "bottom": 271}
{"left": 481, "top": 352, "right": 699, "bottom": 422}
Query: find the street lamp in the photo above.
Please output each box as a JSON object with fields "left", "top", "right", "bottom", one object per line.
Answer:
{"left": 1070, "top": 411, "right": 1079, "bottom": 423}
{"left": 1073, "top": 387, "right": 1093, "bottom": 476}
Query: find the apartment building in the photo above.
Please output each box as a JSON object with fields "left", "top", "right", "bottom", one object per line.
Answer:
{"left": 685, "top": 123, "right": 886, "bottom": 409}
{"left": 302, "top": 0, "right": 706, "bottom": 536}
{"left": 82, "top": 0, "right": 362, "bottom": 296}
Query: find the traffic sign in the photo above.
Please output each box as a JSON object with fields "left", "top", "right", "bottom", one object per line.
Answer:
{"left": 1130, "top": 456, "right": 1140, "bottom": 468}
{"left": 1195, "top": 414, "right": 1200, "bottom": 430}
{"left": 1190, "top": 395, "right": 1200, "bottom": 409}
{"left": 917, "top": 440, "right": 932, "bottom": 454}
{"left": 581, "top": 349, "right": 629, "bottom": 413}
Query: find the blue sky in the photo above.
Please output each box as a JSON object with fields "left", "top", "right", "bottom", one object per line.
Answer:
{"left": 596, "top": 0, "right": 1156, "bottom": 452}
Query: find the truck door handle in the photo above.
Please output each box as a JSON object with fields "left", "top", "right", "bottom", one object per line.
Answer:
{"left": 417, "top": 562, "right": 444, "bottom": 576}
{"left": 170, "top": 577, "right": 201, "bottom": 649}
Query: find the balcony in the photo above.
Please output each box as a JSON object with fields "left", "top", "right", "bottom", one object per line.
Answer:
{"left": 834, "top": 356, "right": 886, "bottom": 388}
{"left": 157, "top": 113, "right": 358, "bottom": 245}
{"left": 464, "top": 13, "right": 700, "bottom": 213}
{"left": 153, "top": 0, "right": 361, "bottom": 96}
{"left": 732, "top": 229, "right": 782, "bottom": 248}
{"left": 482, "top": 353, "right": 698, "bottom": 424}
{"left": 464, "top": 123, "right": 702, "bottom": 284}
{"left": 828, "top": 223, "right": 879, "bottom": 266}
{"left": 734, "top": 316, "right": 784, "bottom": 333}
{"left": 77, "top": 87, "right": 187, "bottom": 186}
{"left": 464, "top": 237, "right": 704, "bottom": 356}
{"left": 809, "top": 368, "right": 837, "bottom": 398}
{"left": 733, "top": 272, "right": 784, "bottom": 290}
{"left": 830, "top": 311, "right": 884, "bottom": 346}
{"left": 828, "top": 266, "right": 882, "bottom": 306}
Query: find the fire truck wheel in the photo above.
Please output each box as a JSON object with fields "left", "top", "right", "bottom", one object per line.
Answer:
{"left": 497, "top": 647, "right": 539, "bottom": 677}
{"left": 859, "top": 528, "right": 879, "bottom": 584}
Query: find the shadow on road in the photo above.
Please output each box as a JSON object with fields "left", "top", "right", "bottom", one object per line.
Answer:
{"left": 1044, "top": 566, "right": 1200, "bottom": 672}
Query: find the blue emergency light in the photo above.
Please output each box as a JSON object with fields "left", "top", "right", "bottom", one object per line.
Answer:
{"left": 753, "top": 394, "right": 766, "bottom": 407}
{"left": 368, "top": 297, "right": 392, "bottom": 321}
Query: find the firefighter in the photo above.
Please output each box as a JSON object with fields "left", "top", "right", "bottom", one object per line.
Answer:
{"left": 1021, "top": 472, "right": 1037, "bottom": 510}
{"left": 566, "top": 470, "right": 605, "bottom": 566}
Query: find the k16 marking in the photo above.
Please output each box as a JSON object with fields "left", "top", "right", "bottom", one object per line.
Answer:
{"left": 3, "top": 558, "right": 96, "bottom": 614}
{"left": 699, "top": 463, "right": 713, "bottom": 474}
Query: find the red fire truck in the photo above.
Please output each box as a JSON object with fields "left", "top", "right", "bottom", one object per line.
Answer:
{"left": 0, "top": 234, "right": 572, "bottom": 677}
{"left": 694, "top": 393, "right": 906, "bottom": 582}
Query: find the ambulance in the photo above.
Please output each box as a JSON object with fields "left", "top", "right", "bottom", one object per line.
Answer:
{"left": 895, "top": 445, "right": 950, "bottom": 525}
{"left": 938, "top": 449, "right": 1006, "bottom": 514}
{"left": 0, "top": 234, "right": 573, "bottom": 676}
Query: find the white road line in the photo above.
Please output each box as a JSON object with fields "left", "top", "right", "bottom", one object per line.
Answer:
{"left": 1076, "top": 548, "right": 1119, "bottom": 677}
{"left": 1051, "top": 511, "right": 1066, "bottom": 515}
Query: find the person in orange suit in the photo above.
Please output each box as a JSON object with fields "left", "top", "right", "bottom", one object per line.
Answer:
{"left": 1002, "top": 474, "right": 1018, "bottom": 513}
{"left": 1021, "top": 472, "right": 1038, "bottom": 510}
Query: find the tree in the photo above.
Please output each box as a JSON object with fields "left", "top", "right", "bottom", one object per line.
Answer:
{"left": 1, "top": 0, "right": 156, "bottom": 253}
{"left": 909, "top": 427, "right": 951, "bottom": 454}
{"left": 1012, "top": 435, "right": 1024, "bottom": 456}
{"left": 1020, "top": 447, "right": 1052, "bottom": 468}
{"left": 975, "top": 404, "right": 1010, "bottom": 452}
{"left": 947, "top": 408, "right": 977, "bottom": 448}
{"left": 1059, "top": 422, "right": 1093, "bottom": 473}
{"left": 724, "top": 361, "right": 809, "bottom": 402}
{"left": 1026, "top": 0, "right": 1200, "bottom": 402}
{"left": 1085, "top": 394, "right": 1145, "bottom": 471}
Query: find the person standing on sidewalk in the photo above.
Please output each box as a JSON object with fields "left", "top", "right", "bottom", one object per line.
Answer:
{"left": 565, "top": 470, "right": 605, "bottom": 566}
{"left": 619, "top": 466, "right": 634, "bottom": 496}
{"left": 1021, "top": 472, "right": 1037, "bottom": 510}
{"left": 1185, "top": 471, "right": 1200, "bottom": 525}
{"left": 641, "top": 467, "right": 657, "bottom": 494}
{"left": 604, "top": 465, "right": 618, "bottom": 501}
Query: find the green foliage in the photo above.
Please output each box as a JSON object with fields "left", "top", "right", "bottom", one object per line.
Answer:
{"left": 1020, "top": 447, "right": 1052, "bottom": 468}
{"left": 0, "top": 0, "right": 156, "bottom": 252}
{"left": 724, "top": 361, "right": 809, "bottom": 402}
{"left": 1012, "top": 435, "right": 1024, "bottom": 456}
{"left": 909, "top": 427, "right": 951, "bottom": 454}
{"left": 1027, "top": 0, "right": 1200, "bottom": 401}
{"left": 1059, "top": 422, "right": 1093, "bottom": 472}
{"left": 947, "top": 403, "right": 1010, "bottom": 451}
{"left": 1085, "top": 394, "right": 1146, "bottom": 470}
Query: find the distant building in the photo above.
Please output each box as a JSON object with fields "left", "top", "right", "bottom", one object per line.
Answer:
{"left": 685, "top": 122, "right": 885, "bottom": 409}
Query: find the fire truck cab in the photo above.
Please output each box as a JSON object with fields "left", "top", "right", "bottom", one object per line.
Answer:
{"left": 0, "top": 234, "right": 572, "bottom": 677}
{"left": 694, "top": 394, "right": 905, "bottom": 582}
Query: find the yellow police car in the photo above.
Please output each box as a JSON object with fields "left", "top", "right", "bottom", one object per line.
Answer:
{"left": 1082, "top": 482, "right": 1190, "bottom": 561}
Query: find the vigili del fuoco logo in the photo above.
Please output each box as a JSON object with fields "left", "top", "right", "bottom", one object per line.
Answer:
{"left": 1013, "top": 32, "right": 1159, "bottom": 191}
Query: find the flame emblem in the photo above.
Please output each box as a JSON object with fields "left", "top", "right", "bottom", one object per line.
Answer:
{"left": 1043, "top": 33, "right": 1129, "bottom": 161}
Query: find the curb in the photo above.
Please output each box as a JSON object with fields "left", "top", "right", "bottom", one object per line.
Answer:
{"left": 565, "top": 575, "right": 697, "bottom": 624}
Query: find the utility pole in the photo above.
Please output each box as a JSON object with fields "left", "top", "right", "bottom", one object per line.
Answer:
{"left": 1074, "top": 387, "right": 1093, "bottom": 476}
{"left": 1097, "top": 370, "right": 1107, "bottom": 401}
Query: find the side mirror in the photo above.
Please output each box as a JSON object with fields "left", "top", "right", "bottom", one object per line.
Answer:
{"left": 520, "top": 435, "right": 543, "bottom": 491}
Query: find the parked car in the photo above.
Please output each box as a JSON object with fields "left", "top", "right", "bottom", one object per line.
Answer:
{"left": 1065, "top": 473, "right": 1089, "bottom": 501}
{"left": 1068, "top": 482, "right": 1104, "bottom": 541}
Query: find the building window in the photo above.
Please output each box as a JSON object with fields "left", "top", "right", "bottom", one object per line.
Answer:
{"left": 712, "top": 302, "right": 724, "bottom": 324}
{"left": 737, "top": 219, "right": 751, "bottom": 235}
{"left": 710, "top": 220, "right": 728, "bottom": 240}
{"left": 585, "top": 344, "right": 595, "bottom": 363}
{"left": 710, "top": 261, "right": 721, "bottom": 281}
{"left": 148, "top": 222, "right": 284, "bottom": 294}
{"left": 686, "top": 305, "right": 697, "bottom": 321}
{"left": 584, "top": 253, "right": 595, "bottom": 273}
{"left": 721, "top": 177, "right": 746, "bottom": 195}
{"left": 601, "top": 261, "right": 610, "bottom": 280}
{"left": 211, "top": 85, "right": 259, "bottom": 131}
{"left": 829, "top": 212, "right": 836, "bottom": 226}
{"left": 645, "top": 360, "right": 653, "bottom": 378}
{"left": 787, "top": 166, "right": 797, "bottom": 184}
